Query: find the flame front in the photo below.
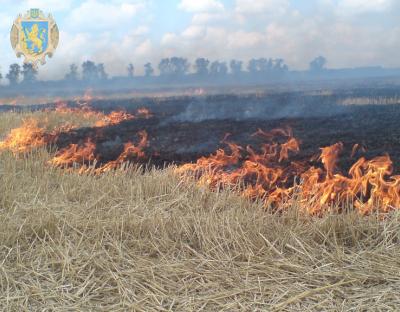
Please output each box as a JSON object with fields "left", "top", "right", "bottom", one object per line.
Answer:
{"left": 93, "top": 131, "right": 148, "bottom": 174}
{"left": 177, "top": 128, "right": 400, "bottom": 214}
{"left": 2, "top": 96, "right": 400, "bottom": 215}
{"left": 94, "top": 111, "right": 135, "bottom": 127}
{"left": 0, "top": 119, "right": 53, "bottom": 154}
{"left": 0, "top": 96, "right": 151, "bottom": 174}
{"left": 49, "top": 139, "right": 97, "bottom": 167}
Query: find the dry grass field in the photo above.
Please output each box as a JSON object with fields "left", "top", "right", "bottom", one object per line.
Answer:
{"left": 1, "top": 110, "right": 400, "bottom": 311}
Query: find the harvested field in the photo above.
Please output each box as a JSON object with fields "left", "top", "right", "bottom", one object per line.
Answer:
{"left": 1, "top": 90, "right": 400, "bottom": 310}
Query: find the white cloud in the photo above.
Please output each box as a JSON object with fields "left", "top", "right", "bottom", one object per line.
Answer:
{"left": 157, "top": 0, "right": 400, "bottom": 72}
{"left": 1, "top": 0, "right": 400, "bottom": 80}
{"left": 235, "top": 0, "right": 290, "bottom": 15}
{"left": 227, "top": 31, "right": 266, "bottom": 49}
{"left": 38, "top": 31, "right": 92, "bottom": 79}
{"left": 21, "top": 0, "right": 74, "bottom": 12}
{"left": 134, "top": 39, "right": 152, "bottom": 56}
{"left": 161, "top": 26, "right": 263, "bottom": 62}
{"left": 337, "top": 0, "right": 392, "bottom": 12}
{"left": 0, "top": 12, "right": 13, "bottom": 32}
{"left": 192, "top": 12, "right": 228, "bottom": 24}
{"left": 0, "top": 0, "right": 73, "bottom": 13}
{"left": 182, "top": 26, "right": 206, "bottom": 39}
{"left": 161, "top": 33, "right": 179, "bottom": 45}
{"left": 132, "top": 25, "right": 149, "bottom": 36}
{"left": 68, "top": 0, "right": 145, "bottom": 31}
{"left": 40, "top": 28, "right": 156, "bottom": 78}
{"left": 178, "top": 0, "right": 224, "bottom": 13}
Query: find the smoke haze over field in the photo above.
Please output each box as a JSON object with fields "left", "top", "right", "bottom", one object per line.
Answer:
{"left": 0, "top": 0, "right": 399, "bottom": 80}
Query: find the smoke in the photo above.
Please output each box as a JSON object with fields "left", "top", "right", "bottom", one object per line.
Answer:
{"left": 170, "top": 93, "right": 351, "bottom": 123}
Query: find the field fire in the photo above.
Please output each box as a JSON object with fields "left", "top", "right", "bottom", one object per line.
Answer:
{"left": 2, "top": 90, "right": 400, "bottom": 215}
{"left": 2, "top": 89, "right": 400, "bottom": 310}
{"left": 2, "top": 2, "right": 400, "bottom": 309}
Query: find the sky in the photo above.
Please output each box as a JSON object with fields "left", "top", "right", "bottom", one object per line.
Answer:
{"left": 0, "top": 0, "right": 399, "bottom": 80}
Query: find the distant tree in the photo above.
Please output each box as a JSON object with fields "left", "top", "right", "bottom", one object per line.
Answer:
{"left": 144, "top": 62, "right": 154, "bottom": 77}
{"left": 65, "top": 64, "right": 78, "bottom": 81}
{"left": 210, "top": 61, "right": 228, "bottom": 76}
{"left": 247, "top": 58, "right": 288, "bottom": 75}
{"left": 97, "top": 63, "right": 108, "bottom": 80}
{"left": 21, "top": 63, "right": 38, "bottom": 84}
{"left": 260, "top": 58, "right": 273, "bottom": 72}
{"left": 171, "top": 57, "right": 189, "bottom": 76}
{"left": 247, "top": 59, "right": 260, "bottom": 73}
{"left": 82, "top": 61, "right": 99, "bottom": 81}
{"left": 158, "top": 58, "right": 170, "bottom": 76}
{"left": 127, "top": 63, "right": 135, "bottom": 78}
{"left": 6, "top": 63, "right": 21, "bottom": 85}
{"left": 230, "top": 60, "right": 243, "bottom": 75}
{"left": 249, "top": 58, "right": 271, "bottom": 73}
{"left": 159, "top": 57, "right": 190, "bottom": 77}
{"left": 309, "top": 56, "right": 327, "bottom": 72}
{"left": 272, "top": 58, "right": 288, "bottom": 73}
{"left": 194, "top": 58, "right": 210, "bottom": 76}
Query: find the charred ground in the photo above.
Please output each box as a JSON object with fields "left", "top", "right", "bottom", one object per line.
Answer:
{"left": 54, "top": 89, "right": 400, "bottom": 173}
{"left": 3, "top": 88, "right": 400, "bottom": 172}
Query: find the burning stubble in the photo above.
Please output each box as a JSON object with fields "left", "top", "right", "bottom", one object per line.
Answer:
{"left": 1, "top": 97, "right": 400, "bottom": 215}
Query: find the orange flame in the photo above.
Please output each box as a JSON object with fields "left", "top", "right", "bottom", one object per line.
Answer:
{"left": 52, "top": 100, "right": 150, "bottom": 128}
{"left": 3, "top": 101, "right": 398, "bottom": 215}
{"left": 136, "top": 107, "right": 153, "bottom": 119}
{"left": 0, "top": 102, "right": 152, "bottom": 175}
{"left": 52, "top": 100, "right": 106, "bottom": 121}
{"left": 94, "top": 111, "right": 135, "bottom": 127}
{"left": 0, "top": 119, "right": 51, "bottom": 153}
{"left": 94, "top": 131, "right": 148, "bottom": 173}
{"left": 49, "top": 139, "right": 97, "bottom": 167}
{"left": 177, "top": 128, "right": 400, "bottom": 214}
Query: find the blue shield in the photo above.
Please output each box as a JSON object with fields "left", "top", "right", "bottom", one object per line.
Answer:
{"left": 21, "top": 21, "right": 49, "bottom": 55}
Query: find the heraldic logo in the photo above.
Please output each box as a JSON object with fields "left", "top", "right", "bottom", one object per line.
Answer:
{"left": 10, "top": 8, "right": 59, "bottom": 68}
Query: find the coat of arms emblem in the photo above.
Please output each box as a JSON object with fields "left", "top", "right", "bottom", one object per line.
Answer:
{"left": 10, "top": 8, "right": 59, "bottom": 68}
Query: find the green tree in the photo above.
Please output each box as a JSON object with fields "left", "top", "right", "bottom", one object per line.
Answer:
{"left": 6, "top": 63, "right": 21, "bottom": 85}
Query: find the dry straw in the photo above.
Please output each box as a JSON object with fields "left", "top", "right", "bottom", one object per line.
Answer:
{"left": 0, "top": 111, "right": 400, "bottom": 311}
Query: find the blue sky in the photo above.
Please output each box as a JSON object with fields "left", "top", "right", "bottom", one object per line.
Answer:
{"left": 0, "top": 0, "right": 399, "bottom": 80}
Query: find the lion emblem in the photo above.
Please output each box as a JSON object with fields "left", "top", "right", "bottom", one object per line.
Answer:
{"left": 21, "top": 22, "right": 48, "bottom": 55}
{"left": 10, "top": 9, "right": 59, "bottom": 67}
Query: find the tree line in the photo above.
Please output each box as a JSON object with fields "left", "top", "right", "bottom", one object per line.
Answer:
{"left": 0, "top": 56, "right": 327, "bottom": 86}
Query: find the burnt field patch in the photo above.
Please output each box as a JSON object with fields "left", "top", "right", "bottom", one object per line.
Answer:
{"left": 2, "top": 90, "right": 400, "bottom": 213}
{"left": 49, "top": 95, "right": 400, "bottom": 173}
{"left": 2, "top": 90, "right": 400, "bottom": 170}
